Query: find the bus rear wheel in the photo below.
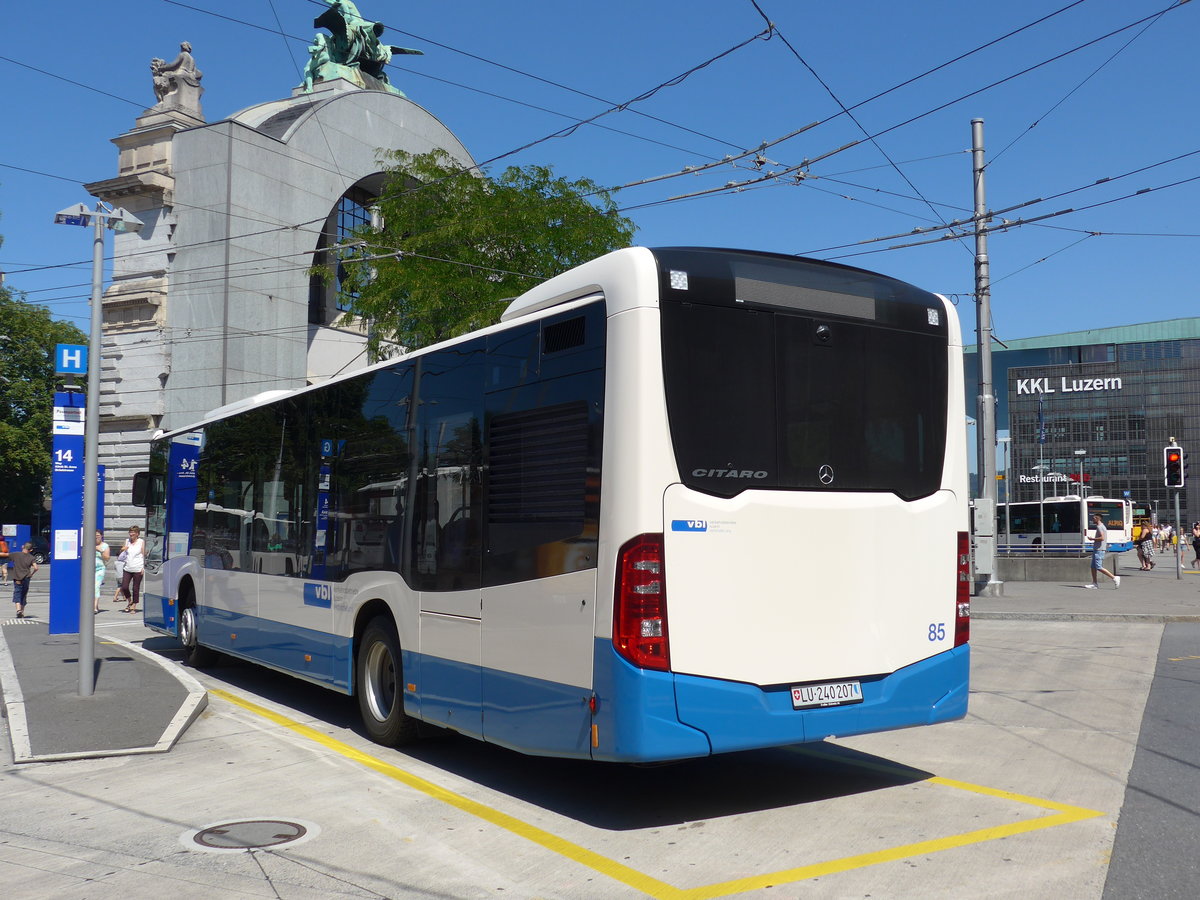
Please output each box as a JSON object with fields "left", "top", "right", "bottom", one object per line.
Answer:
{"left": 356, "top": 616, "right": 418, "bottom": 746}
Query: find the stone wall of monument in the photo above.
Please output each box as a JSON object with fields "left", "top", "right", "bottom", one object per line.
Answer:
{"left": 88, "top": 69, "right": 474, "bottom": 536}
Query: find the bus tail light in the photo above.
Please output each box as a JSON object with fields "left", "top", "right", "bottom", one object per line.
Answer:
{"left": 614, "top": 533, "right": 670, "bottom": 671}
{"left": 955, "top": 531, "right": 970, "bottom": 646}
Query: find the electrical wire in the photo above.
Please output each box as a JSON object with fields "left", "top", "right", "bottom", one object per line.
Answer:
{"left": 798, "top": 146, "right": 1200, "bottom": 255}
{"left": 989, "top": 234, "right": 1099, "bottom": 287}
{"left": 986, "top": 6, "right": 1172, "bottom": 168}
{"left": 749, "top": 0, "right": 973, "bottom": 256}
{"left": 0, "top": 54, "right": 144, "bottom": 108}
{"left": 168, "top": 0, "right": 746, "bottom": 153}
{"left": 7, "top": 2, "right": 1195, "bottom": 310}
{"left": 821, "top": 170, "right": 1200, "bottom": 261}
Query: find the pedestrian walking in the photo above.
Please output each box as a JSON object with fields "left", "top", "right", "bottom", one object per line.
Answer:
{"left": 0, "top": 534, "right": 9, "bottom": 584}
{"left": 1191, "top": 522, "right": 1200, "bottom": 568}
{"left": 8, "top": 541, "right": 39, "bottom": 618}
{"left": 116, "top": 525, "right": 146, "bottom": 614}
{"left": 94, "top": 530, "right": 111, "bottom": 614}
{"left": 1138, "top": 522, "right": 1156, "bottom": 570}
{"left": 1085, "top": 513, "right": 1120, "bottom": 589}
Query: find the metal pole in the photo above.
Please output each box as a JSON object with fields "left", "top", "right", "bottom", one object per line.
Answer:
{"left": 78, "top": 206, "right": 104, "bottom": 696}
{"left": 1176, "top": 490, "right": 1183, "bottom": 580}
{"left": 1039, "top": 458, "right": 1045, "bottom": 552}
{"left": 1004, "top": 440, "right": 1011, "bottom": 545}
{"left": 972, "top": 118, "right": 1000, "bottom": 591}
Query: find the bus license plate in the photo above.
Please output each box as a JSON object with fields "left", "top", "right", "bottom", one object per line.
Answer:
{"left": 791, "top": 680, "right": 863, "bottom": 709}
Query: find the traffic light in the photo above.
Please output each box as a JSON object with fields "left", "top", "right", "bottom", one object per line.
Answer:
{"left": 1164, "top": 445, "right": 1185, "bottom": 488}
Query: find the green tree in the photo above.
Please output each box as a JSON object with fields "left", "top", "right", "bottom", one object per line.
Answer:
{"left": 0, "top": 285, "right": 87, "bottom": 523}
{"left": 336, "top": 150, "right": 636, "bottom": 353}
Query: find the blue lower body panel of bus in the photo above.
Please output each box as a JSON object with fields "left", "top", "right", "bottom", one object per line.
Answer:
{"left": 171, "top": 602, "right": 967, "bottom": 762}
{"left": 197, "top": 607, "right": 353, "bottom": 690}
{"left": 589, "top": 640, "right": 970, "bottom": 763}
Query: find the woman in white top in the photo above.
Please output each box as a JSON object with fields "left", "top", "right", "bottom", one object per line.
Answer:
{"left": 118, "top": 525, "right": 146, "bottom": 613}
{"left": 94, "top": 531, "right": 111, "bottom": 614}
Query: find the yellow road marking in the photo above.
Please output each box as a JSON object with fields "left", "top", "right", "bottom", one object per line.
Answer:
{"left": 210, "top": 688, "right": 1105, "bottom": 900}
{"left": 1168, "top": 655, "right": 1200, "bottom": 661}
{"left": 209, "top": 688, "right": 684, "bottom": 899}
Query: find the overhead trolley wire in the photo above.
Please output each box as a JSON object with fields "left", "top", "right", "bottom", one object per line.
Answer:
{"left": 803, "top": 0, "right": 1191, "bottom": 168}
{"left": 9, "top": 2, "right": 1194, "bottom": 304}
{"left": 802, "top": 145, "right": 1200, "bottom": 255}
{"left": 986, "top": 4, "right": 1175, "bottom": 168}
{"left": 749, "top": 0, "right": 972, "bottom": 255}
{"left": 820, "top": 171, "right": 1200, "bottom": 261}
{"left": 581, "top": 1, "right": 1186, "bottom": 214}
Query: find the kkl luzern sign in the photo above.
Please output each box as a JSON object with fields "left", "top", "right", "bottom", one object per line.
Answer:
{"left": 1016, "top": 376, "right": 1123, "bottom": 395}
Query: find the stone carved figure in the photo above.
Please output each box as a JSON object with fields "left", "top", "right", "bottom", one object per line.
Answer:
{"left": 149, "top": 41, "right": 204, "bottom": 115}
{"left": 300, "top": 0, "right": 422, "bottom": 94}
{"left": 151, "top": 58, "right": 170, "bottom": 104}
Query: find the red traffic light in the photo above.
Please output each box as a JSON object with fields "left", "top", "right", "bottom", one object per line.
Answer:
{"left": 1165, "top": 446, "right": 1186, "bottom": 488}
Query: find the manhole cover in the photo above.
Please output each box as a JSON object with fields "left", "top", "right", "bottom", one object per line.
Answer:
{"left": 182, "top": 819, "right": 320, "bottom": 853}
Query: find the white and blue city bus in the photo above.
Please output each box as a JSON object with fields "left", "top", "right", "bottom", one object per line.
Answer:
{"left": 997, "top": 496, "right": 1135, "bottom": 554}
{"left": 135, "top": 246, "right": 971, "bottom": 762}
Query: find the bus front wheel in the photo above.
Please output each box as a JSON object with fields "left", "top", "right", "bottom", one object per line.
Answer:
{"left": 356, "top": 616, "right": 418, "bottom": 746}
{"left": 179, "top": 593, "right": 217, "bottom": 668}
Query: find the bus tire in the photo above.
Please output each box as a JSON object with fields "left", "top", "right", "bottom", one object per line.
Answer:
{"left": 356, "top": 615, "right": 418, "bottom": 747}
{"left": 179, "top": 592, "right": 218, "bottom": 668}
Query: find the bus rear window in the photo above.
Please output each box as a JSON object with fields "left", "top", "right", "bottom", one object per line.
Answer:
{"left": 660, "top": 299, "right": 948, "bottom": 500}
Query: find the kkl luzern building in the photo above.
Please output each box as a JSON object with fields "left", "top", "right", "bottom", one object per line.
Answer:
{"left": 965, "top": 319, "right": 1200, "bottom": 529}
{"left": 83, "top": 23, "right": 472, "bottom": 530}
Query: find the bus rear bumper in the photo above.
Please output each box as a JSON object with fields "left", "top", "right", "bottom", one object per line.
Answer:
{"left": 672, "top": 645, "right": 970, "bottom": 755}
{"left": 590, "top": 641, "right": 968, "bottom": 762}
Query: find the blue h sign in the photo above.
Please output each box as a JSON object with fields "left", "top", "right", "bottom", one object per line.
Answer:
{"left": 55, "top": 344, "right": 88, "bottom": 376}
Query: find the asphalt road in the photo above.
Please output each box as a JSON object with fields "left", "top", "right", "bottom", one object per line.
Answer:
{"left": 1102, "top": 622, "right": 1200, "bottom": 900}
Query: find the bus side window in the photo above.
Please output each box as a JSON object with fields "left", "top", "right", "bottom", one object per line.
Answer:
{"left": 412, "top": 342, "right": 485, "bottom": 592}
{"left": 483, "top": 303, "right": 605, "bottom": 588}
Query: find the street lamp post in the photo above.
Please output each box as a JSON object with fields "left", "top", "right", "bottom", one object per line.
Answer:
{"left": 1033, "top": 464, "right": 1049, "bottom": 550}
{"left": 1074, "top": 449, "right": 1086, "bottom": 497}
{"left": 53, "top": 202, "right": 144, "bottom": 697}
{"left": 998, "top": 437, "right": 1011, "bottom": 548}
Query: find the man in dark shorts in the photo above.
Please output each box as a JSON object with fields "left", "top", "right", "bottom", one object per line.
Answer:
{"left": 9, "top": 541, "right": 39, "bottom": 617}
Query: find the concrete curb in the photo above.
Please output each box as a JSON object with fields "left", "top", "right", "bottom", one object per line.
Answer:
{"left": 0, "top": 627, "right": 208, "bottom": 764}
{"left": 0, "top": 622, "right": 32, "bottom": 763}
{"left": 974, "top": 612, "right": 1200, "bottom": 623}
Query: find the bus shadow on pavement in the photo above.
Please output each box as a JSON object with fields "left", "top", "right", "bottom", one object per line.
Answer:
{"left": 403, "top": 735, "right": 933, "bottom": 830}
{"left": 137, "top": 636, "right": 930, "bottom": 830}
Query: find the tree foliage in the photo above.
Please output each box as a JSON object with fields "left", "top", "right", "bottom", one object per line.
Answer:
{"left": 336, "top": 150, "right": 636, "bottom": 353}
{"left": 0, "top": 285, "right": 87, "bottom": 523}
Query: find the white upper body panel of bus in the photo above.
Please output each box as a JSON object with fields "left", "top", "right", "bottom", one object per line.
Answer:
{"left": 501, "top": 246, "right": 660, "bottom": 323}
{"left": 154, "top": 248, "right": 655, "bottom": 443}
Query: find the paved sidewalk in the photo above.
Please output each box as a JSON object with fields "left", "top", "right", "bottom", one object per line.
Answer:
{"left": 974, "top": 549, "right": 1200, "bottom": 622}
{"left": 0, "top": 579, "right": 206, "bottom": 764}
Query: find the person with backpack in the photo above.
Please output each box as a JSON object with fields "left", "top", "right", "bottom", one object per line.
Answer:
{"left": 9, "top": 542, "right": 39, "bottom": 618}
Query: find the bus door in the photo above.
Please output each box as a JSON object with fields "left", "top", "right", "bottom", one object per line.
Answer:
{"left": 411, "top": 346, "right": 486, "bottom": 738}
{"left": 196, "top": 502, "right": 259, "bottom": 652}
{"left": 153, "top": 433, "right": 202, "bottom": 633}
{"left": 413, "top": 470, "right": 482, "bottom": 737}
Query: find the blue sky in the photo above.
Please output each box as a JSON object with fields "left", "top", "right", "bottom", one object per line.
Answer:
{"left": 2, "top": 0, "right": 1197, "bottom": 344}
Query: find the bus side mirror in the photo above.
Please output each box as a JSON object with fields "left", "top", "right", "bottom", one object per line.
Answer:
{"left": 132, "top": 472, "right": 151, "bottom": 507}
